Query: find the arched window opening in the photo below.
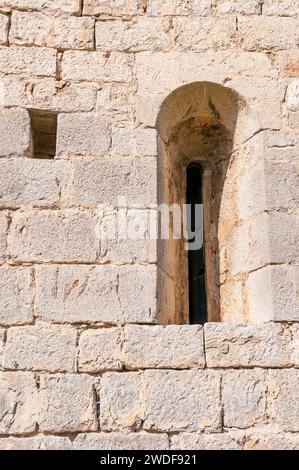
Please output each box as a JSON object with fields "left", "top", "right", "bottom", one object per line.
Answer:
{"left": 186, "top": 163, "right": 207, "bottom": 324}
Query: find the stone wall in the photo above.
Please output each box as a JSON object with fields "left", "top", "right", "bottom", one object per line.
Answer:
{"left": 0, "top": 0, "right": 298, "bottom": 450}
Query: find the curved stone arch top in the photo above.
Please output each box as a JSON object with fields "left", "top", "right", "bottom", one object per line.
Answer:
{"left": 144, "top": 78, "right": 298, "bottom": 325}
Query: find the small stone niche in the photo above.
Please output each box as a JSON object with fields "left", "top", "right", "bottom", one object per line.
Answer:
{"left": 29, "top": 110, "right": 58, "bottom": 159}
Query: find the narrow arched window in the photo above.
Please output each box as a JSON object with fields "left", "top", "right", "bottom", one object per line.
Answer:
{"left": 186, "top": 163, "right": 207, "bottom": 324}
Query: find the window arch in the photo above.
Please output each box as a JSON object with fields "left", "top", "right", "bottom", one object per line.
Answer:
{"left": 156, "top": 82, "right": 267, "bottom": 325}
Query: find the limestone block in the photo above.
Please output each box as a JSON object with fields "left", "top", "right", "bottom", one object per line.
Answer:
{"left": 96, "top": 18, "right": 173, "bottom": 52}
{"left": 0, "top": 159, "right": 68, "bottom": 208}
{"left": 0, "top": 372, "right": 39, "bottom": 435}
{"left": 245, "top": 433, "right": 299, "bottom": 451}
{"left": 0, "top": 13, "right": 8, "bottom": 44}
{"left": 67, "top": 158, "right": 131, "bottom": 206}
{"left": 205, "top": 323, "right": 294, "bottom": 367}
{"left": 215, "top": 0, "right": 260, "bottom": 14}
{"left": 10, "top": 11, "right": 94, "bottom": 50}
{"left": 57, "top": 114, "right": 111, "bottom": 158}
{"left": 100, "top": 372, "right": 143, "bottom": 431}
{"left": 239, "top": 16, "right": 299, "bottom": 50}
{"left": 0, "top": 46, "right": 56, "bottom": 77}
{"left": 174, "top": 16, "right": 237, "bottom": 51}
{"left": 78, "top": 328, "right": 123, "bottom": 372}
{"left": 61, "top": 51, "right": 133, "bottom": 82}
{"left": 136, "top": 128, "right": 157, "bottom": 156}
{"left": 111, "top": 124, "right": 136, "bottom": 156}
{"left": 147, "top": 0, "right": 190, "bottom": 16}
{"left": 129, "top": 158, "right": 157, "bottom": 206}
{"left": 286, "top": 79, "right": 299, "bottom": 111}
{"left": 143, "top": 370, "right": 221, "bottom": 432}
{"left": 74, "top": 432, "right": 168, "bottom": 450}
{"left": 0, "top": 1, "right": 81, "bottom": 14}
{"left": 267, "top": 370, "right": 299, "bottom": 432}
{"left": 292, "top": 324, "right": 299, "bottom": 368}
{"left": 248, "top": 265, "right": 299, "bottom": 322}
{"left": 83, "top": 0, "right": 138, "bottom": 16}
{"left": 0, "top": 107, "right": 30, "bottom": 157}
{"left": 0, "top": 435, "right": 73, "bottom": 450}
{"left": 191, "top": 0, "right": 212, "bottom": 16}
{"left": 0, "top": 76, "right": 97, "bottom": 112}
{"left": 276, "top": 50, "right": 299, "bottom": 77}
{"left": 0, "top": 267, "right": 33, "bottom": 326}
{"left": 8, "top": 209, "right": 99, "bottom": 263}
{"left": 264, "top": 160, "right": 299, "bottom": 210}
{"left": 39, "top": 374, "right": 97, "bottom": 433}
{"left": 124, "top": 325, "right": 205, "bottom": 369}
{"left": 263, "top": 0, "right": 299, "bottom": 16}
{"left": 0, "top": 329, "right": 4, "bottom": 365}
{"left": 171, "top": 432, "right": 244, "bottom": 450}
{"left": 0, "top": 211, "right": 8, "bottom": 260}
{"left": 222, "top": 370, "right": 267, "bottom": 429}
{"left": 289, "top": 111, "right": 299, "bottom": 129}
{"left": 35, "top": 265, "right": 121, "bottom": 324}
{"left": 119, "top": 265, "right": 157, "bottom": 323}
{"left": 3, "top": 323, "right": 77, "bottom": 372}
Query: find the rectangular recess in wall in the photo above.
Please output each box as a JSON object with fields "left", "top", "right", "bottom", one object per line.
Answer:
{"left": 29, "top": 110, "right": 58, "bottom": 159}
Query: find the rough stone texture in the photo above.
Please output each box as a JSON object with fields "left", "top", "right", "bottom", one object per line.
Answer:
{"left": 124, "top": 325, "right": 205, "bottom": 369}
{"left": 78, "top": 328, "right": 123, "bottom": 372}
{"left": 8, "top": 210, "right": 99, "bottom": 263}
{"left": 0, "top": 267, "right": 33, "bottom": 326}
{"left": 35, "top": 265, "right": 121, "bottom": 324}
{"left": 205, "top": 323, "right": 294, "bottom": 368}
{"left": 0, "top": 435, "right": 73, "bottom": 450}
{"left": 56, "top": 114, "right": 111, "bottom": 158}
{"left": 0, "top": 13, "right": 8, "bottom": 44}
{"left": 0, "top": 372, "right": 39, "bottom": 435}
{"left": 0, "top": 159, "right": 67, "bottom": 208}
{"left": 143, "top": 370, "right": 221, "bottom": 432}
{"left": 216, "top": 0, "right": 260, "bottom": 14}
{"left": 286, "top": 79, "right": 299, "bottom": 111}
{"left": 0, "top": 328, "right": 5, "bottom": 365}
{"left": 0, "top": 107, "right": 30, "bottom": 157}
{"left": 100, "top": 372, "right": 143, "bottom": 431}
{"left": 0, "top": 1, "right": 81, "bottom": 14}
{"left": 39, "top": 374, "right": 97, "bottom": 433}
{"left": 9, "top": 11, "right": 94, "bottom": 50}
{"left": 263, "top": 0, "right": 299, "bottom": 16}
{"left": 267, "top": 370, "right": 299, "bottom": 432}
{"left": 245, "top": 433, "right": 299, "bottom": 451}
{"left": 171, "top": 432, "right": 245, "bottom": 450}
{"left": 222, "top": 370, "right": 267, "bottom": 429}
{"left": 0, "top": 211, "right": 8, "bottom": 260}
{"left": 3, "top": 323, "right": 77, "bottom": 372}
{"left": 74, "top": 432, "right": 169, "bottom": 450}
{"left": 0, "top": 46, "right": 56, "bottom": 77}
{"left": 83, "top": 0, "right": 138, "bottom": 16}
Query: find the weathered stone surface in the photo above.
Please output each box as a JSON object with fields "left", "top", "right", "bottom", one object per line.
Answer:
{"left": 74, "top": 432, "right": 169, "bottom": 450}
{"left": 0, "top": 46, "right": 56, "bottom": 77}
{"left": 83, "top": 0, "right": 138, "bottom": 16}
{"left": 0, "top": 211, "right": 8, "bottom": 260}
{"left": 79, "top": 328, "right": 123, "bottom": 372}
{"left": 0, "top": 107, "right": 30, "bottom": 157}
{"left": 0, "top": 0, "right": 81, "bottom": 14}
{"left": 124, "top": 325, "right": 205, "bottom": 369}
{"left": 245, "top": 433, "right": 299, "bottom": 451}
{"left": 263, "top": 0, "right": 299, "bottom": 16}
{"left": 216, "top": 0, "right": 260, "bottom": 14}
{"left": 0, "top": 329, "right": 5, "bottom": 365}
{"left": 35, "top": 265, "right": 121, "bottom": 324}
{"left": 171, "top": 432, "right": 245, "bottom": 450}
{"left": 205, "top": 323, "right": 294, "bottom": 368}
{"left": 100, "top": 372, "right": 143, "bottom": 431}
{"left": 239, "top": 16, "right": 299, "bottom": 50}
{"left": 39, "top": 374, "right": 97, "bottom": 433}
{"left": 129, "top": 157, "right": 157, "bottom": 206}
{"left": 119, "top": 265, "right": 157, "bottom": 323}
{"left": 222, "top": 370, "right": 267, "bottom": 429}
{"left": 10, "top": 11, "right": 94, "bottom": 50}
{"left": 0, "top": 13, "right": 8, "bottom": 44}
{"left": 267, "top": 370, "right": 299, "bottom": 432}
{"left": 0, "top": 267, "right": 33, "bottom": 326}
{"left": 143, "top": 370, "right": 221, "bottom": 432}
{"left": 8, "top": 210, "right": 99, "bottom": 263}
{"left": 248, "top": 265, "right": 299, "bottom": 323}
{"left": 3, "top": 323, "right": 77, "bottom": 372}
{"left": 192, "top": 0, "right": 211, "bottom": 16}
{"left": 0, "top": 435, "right": 72, "bottom": 450}
{"left": 0, "top": 76, "right": 97, "bottom": 112}
{"left": 0, "top": 159, "right": 67, "bottom": 208}
{"left": 57, "top": 114, "right": 111, "bottom": 158}
{"left": 0, "top": 372, "right": 39, "bottom": 435}
{"left": 286, "top": 79, "right": 299, "bottom": 111}
{"left": 292, "top": 324, "right": 299, "bottom": 368}
{"left": 148, "top": 0, "right": 190, "bottom": 16}
{"left": 276, "top": 50, "right": 299, "bottom": 77}
{"left": 136, "top": 128, "right": 157, "bottom": 156}
{"left": 62, "top": 50, "right": 133, "bottom": 82}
